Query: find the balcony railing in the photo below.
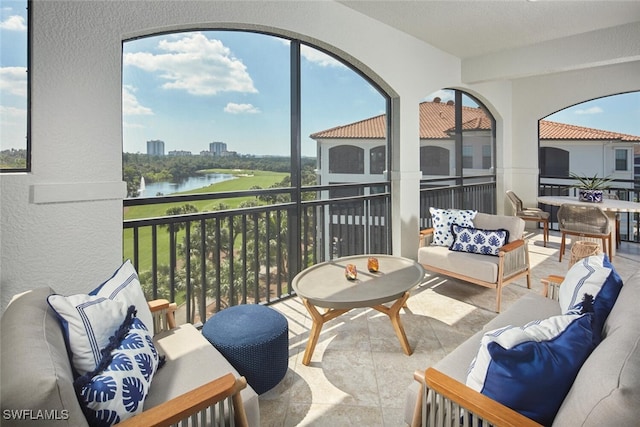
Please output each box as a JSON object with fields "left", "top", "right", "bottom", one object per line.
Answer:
{"left": 419, "top": 176, "right": 497, "bottom": 228}
{"left": 123, "top": 183, "right": 391, "bottom": 323}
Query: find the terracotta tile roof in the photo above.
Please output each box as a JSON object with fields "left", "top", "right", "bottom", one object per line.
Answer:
{"left": 309, "top": 114, "right": 387, "bottom": 139}
{"left": 310, "top": 100, "right": 640, "bottom": 142}
{"left": 539, "top": 120, "right": 640, "bottom": 142}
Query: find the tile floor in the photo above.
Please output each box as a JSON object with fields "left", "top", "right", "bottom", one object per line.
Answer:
{"left": 258, "top": 230, "right": 640, "bottom": 426}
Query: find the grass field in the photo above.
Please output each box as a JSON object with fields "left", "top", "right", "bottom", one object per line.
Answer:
{"left": 123, "top": 169, "right": 289, "bottom": 271}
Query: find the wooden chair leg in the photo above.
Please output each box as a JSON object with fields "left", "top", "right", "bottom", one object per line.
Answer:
{"left": 559, "top": 232, "right": 566, "bottom": 262}
{"left": 542, "top": 220, "right": 549, "bottom": 247}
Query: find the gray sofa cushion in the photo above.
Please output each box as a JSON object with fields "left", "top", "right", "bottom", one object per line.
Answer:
{"left": 0, "top": 287, "right": 88, "bottom": 427}
{"left": 149, "top": 324, "right": 261, "bottom": 427}
{"left": 418, "top": 245, "right": 501, "bottom": 283}
{"left": 473, "top": 212, "right": 525, "bottom": 243}
{"left": 553, "top": 269, "right": 640, "bottom": 426}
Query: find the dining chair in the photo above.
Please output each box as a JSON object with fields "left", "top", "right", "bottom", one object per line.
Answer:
{"left": 556, "top": 203, "right": 612, "bottom": 262}
{"left": 604, "top": 192, "right": 621, "bottom": 249}
{"left": 506, "top": 190, "right": 550, "bottom": 247}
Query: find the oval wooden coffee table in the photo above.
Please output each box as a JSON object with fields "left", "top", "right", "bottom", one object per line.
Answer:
{"left": 292, "top": 254, "right": 425, "bottom": 365}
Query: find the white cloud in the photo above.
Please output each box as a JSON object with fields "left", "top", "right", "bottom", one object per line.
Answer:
{"left": 0, "top": 15, "right": 26, "bottom": 31}
{"left": 224, "top": 102, "right": 260, "bottom": 114}
{"left": 574, "top": 106, "right": 604, "bottom": 115}
{"left": 423, "top": 90, "right": 454, "bottom": 103}
{"left": 124, "top": 33, "right": 258, "bottom": 96}
{"left": 0, "top": 67, "right": 27, "bottom": 97}
{"left": 300, "top": 45, "right": 345, "bottom": 68}
{"left": 122, "top": 85, "right": 153, "bottom": 115}
{"left": 123, "top": 121, "right": 145, "bottom": 129}
{"left": 0, "top": 105, "right": 26, "bottom": 120}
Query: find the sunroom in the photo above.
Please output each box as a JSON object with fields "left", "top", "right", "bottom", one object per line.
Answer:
{"left": 1, "top": 1, "right": 640, "bottom": 426}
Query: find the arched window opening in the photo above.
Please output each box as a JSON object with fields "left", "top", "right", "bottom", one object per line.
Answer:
{"left": 540, "top": 91, "right": 640, "bottom": 193}
{"left": 419, "top": 89, "right": 496, "bottom": 220}
{"left": 122, "top": 30, "right": 391, "bottom": 314}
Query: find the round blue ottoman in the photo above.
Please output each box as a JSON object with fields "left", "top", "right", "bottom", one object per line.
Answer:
{"left": 202, "top": 304, "right": 288, "bottom": 394}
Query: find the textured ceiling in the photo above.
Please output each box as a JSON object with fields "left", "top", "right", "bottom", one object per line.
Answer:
{"left": 337, "top": 1, "right": 640, "bottom": 58}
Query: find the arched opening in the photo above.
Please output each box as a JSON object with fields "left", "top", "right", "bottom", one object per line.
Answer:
{"left": 121, "top": 29, "right": 391, "bottom": 318}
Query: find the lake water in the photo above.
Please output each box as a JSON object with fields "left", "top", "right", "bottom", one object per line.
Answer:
{"left": 139, "top": 173, "right": 235, "bottom": 197}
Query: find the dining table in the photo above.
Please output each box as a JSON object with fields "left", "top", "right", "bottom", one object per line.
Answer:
{"left": 537, "top": 195, "right": 640, "bottom": 256}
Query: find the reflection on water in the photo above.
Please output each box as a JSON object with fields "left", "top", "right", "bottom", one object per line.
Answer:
{"left": 139, "top": 173, "right": 235, "bottom": 197}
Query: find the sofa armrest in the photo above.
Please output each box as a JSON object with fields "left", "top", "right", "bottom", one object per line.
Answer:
{"left": 148, "top": 299, "right": 177, "bottom": 333}
{"left": 499, "top": 239, "right": 524, "bottom": 253}
{"left": 412, "top": 368, "right": 542, "bottom": 427}
{"left": 419, "top": 228, "right": 434, "bottom": 248}
{"left": 118, "top": 374, "right": 249, "bottom": 427}
{"left": 541, "top": 275, "right": 564, "bottom": 301}
{"left": 498, "top": 239, "right": 530, "bottom": 280}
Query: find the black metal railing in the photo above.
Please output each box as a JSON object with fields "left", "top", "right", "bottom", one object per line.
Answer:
{"left": 419, "top": 176, "right": 497, "bottom": 229}
{"left": 123, "top": 183, "right": 391, "bottom": 323}
{"left": 539, "top": 176, "right": 639, "bottom": 243}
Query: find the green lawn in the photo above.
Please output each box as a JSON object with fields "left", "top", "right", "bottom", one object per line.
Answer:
{"left": 123, "top": 170, "right": 288, "bottom": 271}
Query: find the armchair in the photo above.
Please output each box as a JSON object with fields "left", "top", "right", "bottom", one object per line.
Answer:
{"left": 506, "top": 190, "right": 550, "bottom": 247}
{"left": 557, "top": 203, "right": 612, "bottom": 262}
{"left": 0, "top": 288, "right": 257, "bottom": 427}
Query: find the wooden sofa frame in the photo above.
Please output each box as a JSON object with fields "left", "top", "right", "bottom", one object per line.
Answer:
{"left": 419, "top": 228, "right": 531, "bottom": 312}
{"left": 410, "top": 278, "right": 563, "bottom": 427}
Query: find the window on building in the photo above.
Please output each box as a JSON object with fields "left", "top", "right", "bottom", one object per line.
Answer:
{"left": 462, "top": 145, "right": 473, "bottom": 168}
{"left": 482, "top": 145, "right": 492, "bottom": 169}
{"left": 329, "top": 145, "right": 364, "bottom": 173}
{"left": 0, "top": 0, "right": 29, "bottom": 172}
{"left": 370, "top": 145, "right": 385, "bottom": 174}
{"left": 539, "top": 147, "right": 569, "bottom": 176}
{"left": 615, "top": 149, "right": 628, "bottom": 171}
{"left": 420, "top": 146, "right": 449, "bottom": 176}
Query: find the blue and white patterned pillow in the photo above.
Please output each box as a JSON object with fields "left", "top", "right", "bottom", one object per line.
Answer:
{"left": 47, "top": 260, "right": 153, "bottom": 376}
{"left": 559, "top": 253, "right": 623, "bottom": 344}
{"left": 74, "top": 309, "right": 163, "bottom": 427}
{"left": 449, "top": 224, "right": 509, "bottom": 256}
{"left": 429, "top": 208, "right": 477, "bottom": 247}
{"left": 466, "top": 313, "right": 595, "bottom": 426}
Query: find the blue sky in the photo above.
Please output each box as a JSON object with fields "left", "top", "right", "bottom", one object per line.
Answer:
{"left": 1, "top": 2, "right": 639, "bottom": 157}
{"left": 122, "top": 31, "right": 385, "bottom": 157}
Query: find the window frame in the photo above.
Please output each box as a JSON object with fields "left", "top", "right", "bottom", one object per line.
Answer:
{"left": 0, "top": 0, "right": 31, "bottom": 173}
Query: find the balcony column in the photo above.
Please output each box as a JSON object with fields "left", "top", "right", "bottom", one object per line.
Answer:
{"left": 389, "top": 97, "right": 422, "bottom": 260}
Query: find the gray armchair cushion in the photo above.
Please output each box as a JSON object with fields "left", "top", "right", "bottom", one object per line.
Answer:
{"left": 1, "top": 287, "right": 88, "bottom": 427}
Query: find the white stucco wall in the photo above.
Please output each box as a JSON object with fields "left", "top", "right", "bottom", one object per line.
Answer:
{"left": 1, "top": 1, "right": 638, "bottom": 312}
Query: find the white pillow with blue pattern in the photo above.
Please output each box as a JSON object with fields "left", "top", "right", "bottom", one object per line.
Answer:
{"left": 74, "top": 306, "right": 164, "bottom": 426}
{"left": 559, "top": 253, "right": 623, "bottom": 344}
{"left": 449, "top": 224, "right": 509, "bottom": 256}
{"left": 466, "top": 312, "right": 595, "bottom": 426}
{"left": 429, "top": 208, "right": 477, "bottom": 247}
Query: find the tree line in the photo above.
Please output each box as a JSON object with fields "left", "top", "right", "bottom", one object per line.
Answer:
{"left": 123, "top": 152, "right": 316, "bottom": 197}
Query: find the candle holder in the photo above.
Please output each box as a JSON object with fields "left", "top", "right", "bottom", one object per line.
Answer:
{"left": 345, "top": 264, "right": 358, "bottom": 280}
{"left": 367, "top": 257, "right": 379, "bottom": 273}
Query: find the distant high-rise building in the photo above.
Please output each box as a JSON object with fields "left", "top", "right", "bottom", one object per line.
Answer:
{"left": 147, "top": 140, "right": 165, "bottom": 156}
{"left": 209, "top": 141, "right": 227, "bottom": 156}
